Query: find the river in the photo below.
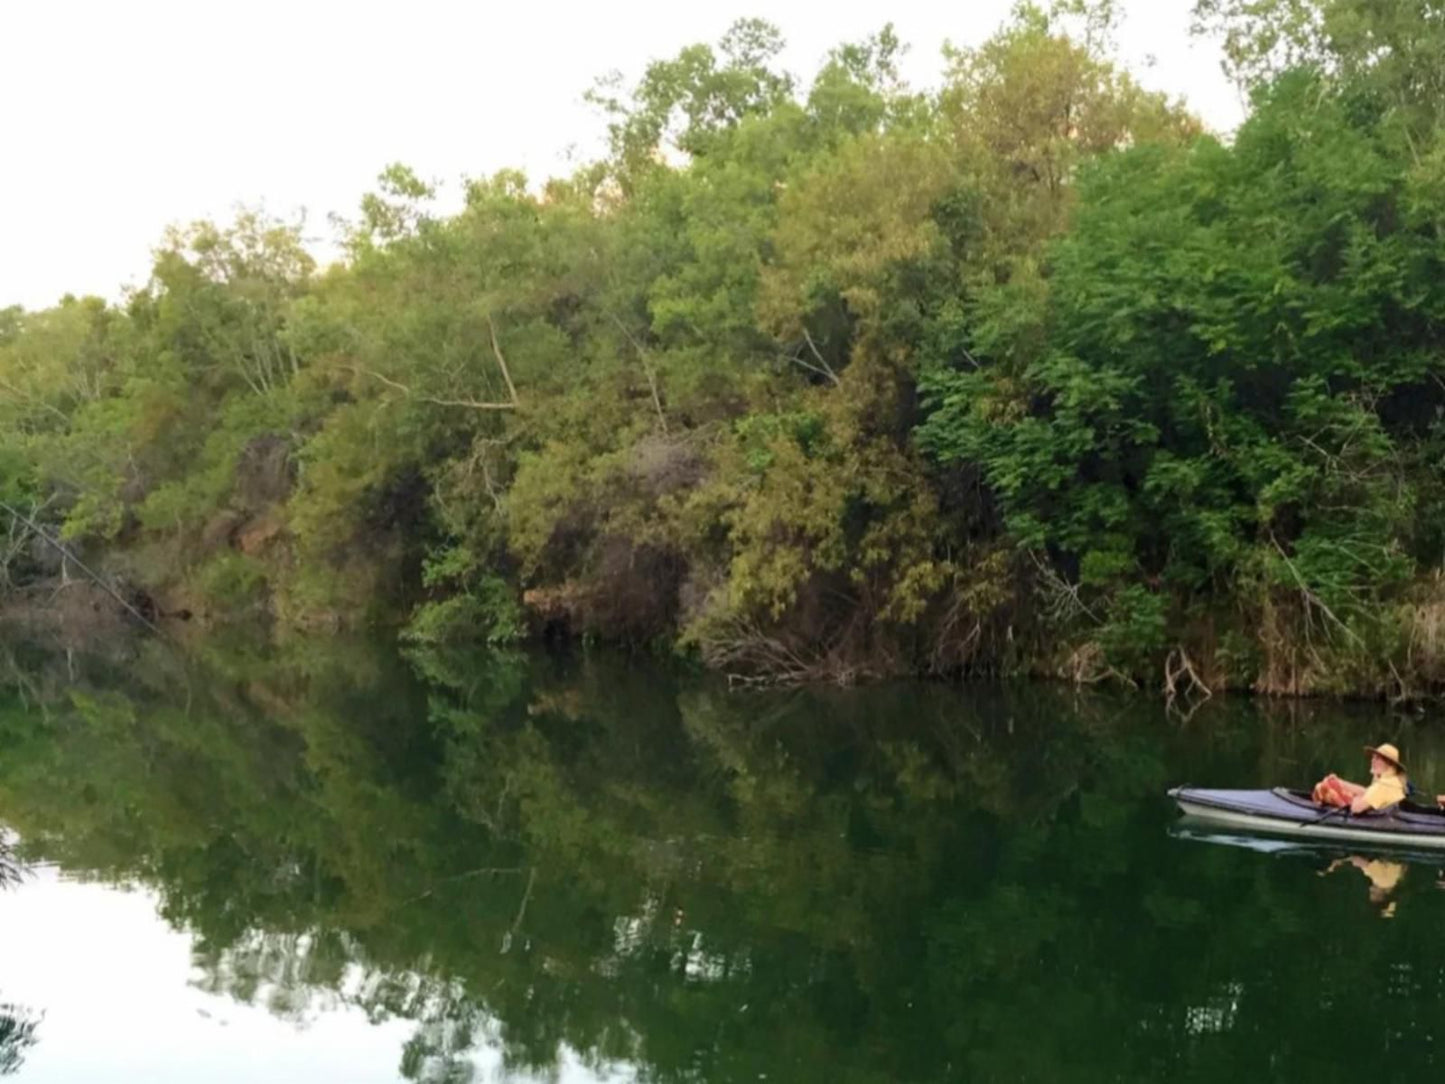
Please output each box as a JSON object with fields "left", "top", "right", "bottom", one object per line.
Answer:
{"left": 0, "top": 633, "right": 1442, "bottom": 1081}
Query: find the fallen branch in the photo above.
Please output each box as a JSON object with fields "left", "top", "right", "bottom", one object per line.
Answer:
{"left": 1028, "top": 550, "right": 1101, "bottom": 625}
{"left": 1163, "top": 645, "right": 1212, "bottom": 704}
{"left": 1063, "top": 642, "right": 1137, "bottom": 689}
{"left": 706, "top": 613, "right": 876, "bottom": 687}
{"left": 0, "top": 499, "right": 161, "bottom": 635}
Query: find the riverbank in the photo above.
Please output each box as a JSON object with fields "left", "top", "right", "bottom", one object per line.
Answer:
{"left": 8, "top": 567, "right": 1445, "bottom": 704}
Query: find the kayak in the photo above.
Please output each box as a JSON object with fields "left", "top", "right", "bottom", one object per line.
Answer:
{"left": 1169, "top": 786, "right": 1445, "bottom": 850}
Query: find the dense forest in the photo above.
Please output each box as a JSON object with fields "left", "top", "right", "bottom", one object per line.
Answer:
{"left": 3, "top": 0, "right": 1445, "bottom": 697}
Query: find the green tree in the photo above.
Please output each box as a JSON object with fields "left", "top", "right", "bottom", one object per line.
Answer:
{"left": 919, "top": 66, "right": 1445, "bottom": 691}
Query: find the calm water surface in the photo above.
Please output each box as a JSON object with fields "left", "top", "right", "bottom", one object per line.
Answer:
{"left": 1, "top": 634, "right": 1443, "bottom": 1081}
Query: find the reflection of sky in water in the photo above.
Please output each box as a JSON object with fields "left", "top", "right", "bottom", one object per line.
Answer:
{"left": 0, "top": 868, "right": 624, "bottom": 1082}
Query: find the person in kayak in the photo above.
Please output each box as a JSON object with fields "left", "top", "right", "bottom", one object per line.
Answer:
{"left": 1311, "top": 743, "right": 1408, "bottom": 813}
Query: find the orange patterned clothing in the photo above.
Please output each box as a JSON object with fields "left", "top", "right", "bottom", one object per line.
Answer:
{"left": 1313, "top": 771, "right": 1405, "bottom": 810}
{"left": 1313, "top": 775, "right": 1356, "bottom": 807}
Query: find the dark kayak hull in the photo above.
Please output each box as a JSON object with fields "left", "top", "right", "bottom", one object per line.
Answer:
{"left": 1169, "top": 786, "right": 1445, "bottom": 850}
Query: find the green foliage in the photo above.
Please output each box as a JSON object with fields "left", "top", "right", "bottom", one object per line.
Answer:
{"left": 587, "top": 18, "right": 795, "bottom": 184}
{"left": 919, "top": 62, "right": 1445, "bottom": 688}
{"left": 403, "top": 548, "right": 522, "bottom": 645}
{"left": 4, "top": 5, "right": 1445, "bottom": 694}
{"left": 193, "top": 552, "right": 269, "bottom": 611}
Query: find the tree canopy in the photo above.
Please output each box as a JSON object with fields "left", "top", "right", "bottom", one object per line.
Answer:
{"left": 3, "top": 2, "right": 1445, "bottom": 696}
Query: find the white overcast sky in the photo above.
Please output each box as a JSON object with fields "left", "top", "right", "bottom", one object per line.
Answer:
{"left": 0, "top": 0, "right": 1244, "bottom": 311}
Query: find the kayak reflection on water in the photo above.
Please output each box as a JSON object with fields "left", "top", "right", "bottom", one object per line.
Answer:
{"left": 1321, "top": 856, "right": 1406, "bottom": 919}
{"left": 1170, "top": 824, "right": 1432, "bottom": 919}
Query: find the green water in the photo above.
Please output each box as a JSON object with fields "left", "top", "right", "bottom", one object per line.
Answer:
{"left": 1, "top": 635, "right": 1444, "bottom": 1081}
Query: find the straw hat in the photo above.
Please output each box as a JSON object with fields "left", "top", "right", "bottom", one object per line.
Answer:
{"left": 1364, "top": 743, "right": 1406, "bottom": 773}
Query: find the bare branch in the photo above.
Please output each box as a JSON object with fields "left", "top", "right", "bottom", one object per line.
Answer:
{"left": 801, "top": 328, "right": 841, "bottom": 386}
{"left": 1164, "top": 645, "right": 1212, "bottom": 704}
{"left": 485, "top": 312, "right": 520, "bottom": 404}
{"left": 501, "top": 867, "right": 537, "bottom": 955}
{"left": 1270, "top": 535, "right": 1365, "bottom": 648}
{"left": 335, "top": 364, "right": 517, "bottom": 411}
{"left": 778, "top": 352, "right": 839, "bottom": 385}
{"left": 1028, "top": 549, "right": 1100, "bottom": 625}
{"left": 608, "top": 313, "right": 668, "bottom": 433}
{"left": 0, "top": 499, "right": 162, "bottom": 635}
{"left": 0, "top": 377, "right": 72, "bottom": 426}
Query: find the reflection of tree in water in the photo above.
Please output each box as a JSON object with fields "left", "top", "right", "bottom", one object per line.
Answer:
{"left": 0, "top": 1006, "right": 39, "bottom": 1077}
{"left": 0, "top": 840, "right": 19, "bottom": 893}
{"left": 7, "top": 637, "right": 1445, "bottom": 1079}
{"left": 0, "top": 837, "right": 38, "bottom": 1076}
{"left": 189, "top": 927, "right": 488, "bottom": 1082}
